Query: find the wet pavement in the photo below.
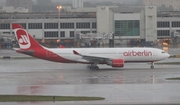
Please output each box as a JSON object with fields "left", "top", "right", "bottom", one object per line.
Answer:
{"left": 0, "top": 59, "right": 180, "bottom": 85}
{"left": 0, "top": 58, "right": 180, "bottom": 105}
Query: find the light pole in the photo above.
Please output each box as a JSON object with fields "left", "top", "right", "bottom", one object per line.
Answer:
{"left": 57, "top": 6, "right": 62, "bottom": 42}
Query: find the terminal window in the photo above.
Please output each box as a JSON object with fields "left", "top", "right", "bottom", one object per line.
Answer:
{"left": 70, "top": 31, "right": 75, "bottom": 37}
{"left": 157, "top": 30, "right": 170, "bottom": 36}
{"left": 60, "top": 23, "right": 74, "bottom": 29}
{"left": 60, "top": 31, "right": 65, "bottom": 37}
{"left": 44, "top": 31, "right": 58, "bottom": 38}
{"left": 44, "top": 23, "right": 58, "bottom": 29}
{"left": 76, "top": 23, "right": 90, "bottom": 29}
{"left": 92, "top": 22, "right": 97, "bottom": 28}
{"left": 114, "top": 20, "right": 140, "bottom": 36}
{"left": 92, "top": 31, "right": 97, "bottom": 33}
{"left": 0, "top": 23, "right": 10, "bottom": 29}
{"left": 28, "top": 23, "right": 42, "bottom": 29}
{"left": 157, "top": 22, "right": 170, "bottom": 28}
{"left": 172, "top": 21, "right": 180, "bottom": 27}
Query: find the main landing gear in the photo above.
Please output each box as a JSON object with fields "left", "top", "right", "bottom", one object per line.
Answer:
{"left": 87, "top": 64, "right": 99, "bottom": 70}
{"left": 150, "top": 62, "right": 154, "bottom": 69}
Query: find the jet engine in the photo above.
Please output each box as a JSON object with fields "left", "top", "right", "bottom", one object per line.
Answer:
{"left": 107, "top": 59, "right": 124, "bottom": 67}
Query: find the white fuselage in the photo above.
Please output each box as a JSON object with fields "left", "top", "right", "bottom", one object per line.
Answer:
{"left": 48, "top": 47, "right": 170, "bottom": 63}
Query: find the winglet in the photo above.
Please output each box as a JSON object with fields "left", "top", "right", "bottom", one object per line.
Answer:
{"left": 73, "top": 50, "right": 80, "bottom": 55}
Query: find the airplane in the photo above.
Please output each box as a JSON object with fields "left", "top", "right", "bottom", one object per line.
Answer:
{"left": 12, "top": 24, "right": 170, "bottom": 70}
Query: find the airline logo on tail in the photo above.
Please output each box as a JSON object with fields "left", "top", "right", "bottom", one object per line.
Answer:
{"left": 14, "top": 28, "right": 31, "bottom": 49}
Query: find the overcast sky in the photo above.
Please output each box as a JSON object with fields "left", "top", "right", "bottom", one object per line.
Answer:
{"left": 0, "top": 0, "right": 138, "bottom": 5}
{"left": 0, "top": 0, "right": 138, "bottom": 2}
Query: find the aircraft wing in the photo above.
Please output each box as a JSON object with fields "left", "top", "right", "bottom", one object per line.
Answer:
{"left": 73, "top": 50, "right": 113, "bottom": 62}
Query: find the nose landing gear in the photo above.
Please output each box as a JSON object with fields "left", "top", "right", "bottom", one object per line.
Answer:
{"left": 151, "top": 62, "right": 154, "bottom": 69}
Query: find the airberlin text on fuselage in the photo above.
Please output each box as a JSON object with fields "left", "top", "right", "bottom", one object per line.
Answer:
{"left": 123, "top": 50, "right": 152, "bottom": 56}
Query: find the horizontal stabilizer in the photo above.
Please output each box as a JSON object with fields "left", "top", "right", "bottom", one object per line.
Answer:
{"left": 15, "top": 49, "right": 34, "bottom": 55}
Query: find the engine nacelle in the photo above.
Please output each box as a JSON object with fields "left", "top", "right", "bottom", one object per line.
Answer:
{"left": 111, "top": 59, "right": 124, "bottom": 67}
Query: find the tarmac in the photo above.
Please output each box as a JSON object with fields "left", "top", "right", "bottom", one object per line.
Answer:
{"left": 0, "top": 59, "right": 180, "bottom": 104}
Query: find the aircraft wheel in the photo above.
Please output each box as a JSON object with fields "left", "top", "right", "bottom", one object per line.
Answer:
{"left": 90, "top": 66, "right": 94, "bottom": 70}
{"left": 151, "top": 62, "right": 154, "bottom": 69}
{"left": 94, "top": 66, "right": 99, "bottom": 70}
{"left": 151, "top": 65, "right": 154, "bottom": 69}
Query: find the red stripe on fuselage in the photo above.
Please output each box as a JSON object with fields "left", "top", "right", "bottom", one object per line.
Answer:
{"left": 17, "top": 47, "right": 159, "bottom": 64}
{"left": 18, "top": 47, "right": 95, "bottom": 64}
{"left": 33, "top": 48, "right": 73, "bottom": 63}
{"left": 19, "top": 48, "right": 158, "bottom": 64}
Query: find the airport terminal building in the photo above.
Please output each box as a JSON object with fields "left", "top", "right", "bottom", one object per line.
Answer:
{"left": 0, "top": 6, "right": 179, "bottom": 47}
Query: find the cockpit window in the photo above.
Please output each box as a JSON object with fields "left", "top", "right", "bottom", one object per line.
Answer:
{"left": 162, "top": 51, "right": 166, "bottom": 53}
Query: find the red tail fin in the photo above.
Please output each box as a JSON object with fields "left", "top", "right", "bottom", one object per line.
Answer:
{"left": 12, "top": 24, "right": 69, "bottom": 62}
{"left": 12, "top": 24, "right": 43, "bottom": 50}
